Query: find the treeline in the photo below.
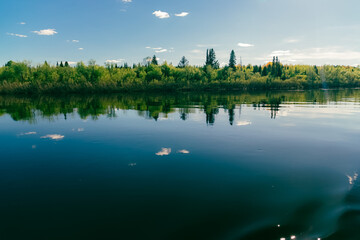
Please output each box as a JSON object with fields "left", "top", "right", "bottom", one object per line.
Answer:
{"left": 1, "top": 49, "right": 360, "bottom": 94}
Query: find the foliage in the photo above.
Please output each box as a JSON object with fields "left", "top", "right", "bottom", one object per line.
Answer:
{"left": 0, "top": 57, "right": 360, "bottom": 94}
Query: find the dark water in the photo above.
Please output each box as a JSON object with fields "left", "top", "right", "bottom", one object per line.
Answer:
{"left": 1, "top": 90, "right": 360, "bottom": 240}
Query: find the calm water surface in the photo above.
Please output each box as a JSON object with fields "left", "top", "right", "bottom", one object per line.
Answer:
{"left": 1, "top": 90, "right": 360, "bottom": 240}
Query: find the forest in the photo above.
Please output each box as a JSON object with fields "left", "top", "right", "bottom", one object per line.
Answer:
{"left": 0, "top": 49, "right": 360, "bottom": 94}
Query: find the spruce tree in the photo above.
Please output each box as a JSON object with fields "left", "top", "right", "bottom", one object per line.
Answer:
{"left": 271, "top": 56, "right": 276, "bottom": 76}
{"left": 151, "top": 55, "right": 158, "bottom": 65}
{"left": 262, "top": 66, "right": 268, "bottom": 76}
{"left": 60, "top": 61, "right": 64, "bottom": 67}
{"left": 205, "top": 48, "right": 219, "bottom": 69}
{"left": 229, "top": 50, "right": 236, "bottom": 70}
{"left": 178, "top": 56, "right": 189, "bottom": 68}
{"left": 65, "top": 61, "right": 69, "bottom": 67}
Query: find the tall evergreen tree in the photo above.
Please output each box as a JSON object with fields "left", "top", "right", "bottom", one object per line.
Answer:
{"left": 205, "top": 48, "right": 219, "bottom": 69}
{"left": 262, "top": 66, "right": 268, "bottom": 76}
{"left": 65, "top": 61, "right": 69, "bottom": 67}
{"left": 151, "top": 55, "right": 158, "bottom": 65}
{"left": 60, "top": 61, "right": 64, "bottom": 67}
{"left": 271, "top": 56, "right": 276, "bottom": 76}
{"left": 178, "top": 56, "right": 189, "bottom": 68}
{"left": 229, "top": 50, "right": 236, "bottom": 70}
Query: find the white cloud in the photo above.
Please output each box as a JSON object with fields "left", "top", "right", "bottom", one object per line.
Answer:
{"left": 238, "top": 43, "right": 254, "bottom": 48}
{"left": 276, "top": 104, "right": 360, "bottom": 119}
{"left": 78, "top": 48, "right": 84, "bottom": 50}
{"left": 7, "top": 33, "right": 28, "bottom": 38}
{"left": 72, "top": 40, "right": 79, "bottom": 43}
{"left": 32, "top": 29, "right": 58, "bottom": 36}
{"left": 105, "top": 59, "right": 124, "bottom": 63}
{"left": 153, "top": 10, "right": 170, "bottom": 19}
{"left": 20, "top": 22, "right": 26, "bottom": 25}
{"left": 156, "top": 148, "right": 171, "bottom": 156}
{"left": 347, "top": 172, "right": 358, "bottom": 185}
{"left": 41, "top": 134, "right": 65, "bottom": 140}
{"left": 175, "top": 12, "right": 189, "bottom": 17}
{"left": 266, "top": 47, "right": 360, "bottom": 62}
{"left": 236, "top": 121, "right": 252, "bottom": 126}
{"left": 270, "top": 50, "right": 291, "bottom": 57}
{"left": 67, "top": 61, "right": 77, "bottom": 65}
{"left": 24, "top": 132, "right": 37, "bottom": 135}
{"left": 18, "top": 131, "right": 37, "bottom": 136}
{"left": 155, "top": 49, "right": 167, "bottom": 53}
{"left": 177, "top": 149, "right": 190, "bottom": 154}
{"left": 190, "top": 49, "right": 202, "bottom": 54}
{"left": 122, "top": 0, "right": 132, "bottom": 2}
{"left": 146, "top": 47, "right": 169, "bottom": 53}
{"left": 284, "top": 38, "right": 300, "bottom": 43}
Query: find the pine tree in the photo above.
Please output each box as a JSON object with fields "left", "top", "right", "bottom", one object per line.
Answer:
{"left": 229, "top": 50, "right": 236, "bottom": 70}
{"left": 65, "top": 61, "right": 69, "bottom": 67}
{"left": 205, "top": 49, "right": 219, "bottom": 69}
{"left": 271, "top": 56, "right": 276, "bottom": 76}
{"left": 60, "top": 61, "right": 64, "bottom": 67}
{"left": 151, "top": 55, "right": 158, "bottom": 65}
{"left": 178, "top": 56, "right": 189, "bottom": 68}
{"left": 262, "top": 66, "right": 268, "bottom": 76}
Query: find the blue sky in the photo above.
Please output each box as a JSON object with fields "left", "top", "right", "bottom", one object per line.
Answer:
{"left": 1, "top": 0, "right": 360, "bottom": 66}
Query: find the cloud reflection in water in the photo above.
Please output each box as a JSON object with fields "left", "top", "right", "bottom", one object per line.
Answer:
{"left": 41, "top": 134, "right": 65, "bottom": 140}
{"left": 156, "top": 148, "right": 171, "bottom": 156}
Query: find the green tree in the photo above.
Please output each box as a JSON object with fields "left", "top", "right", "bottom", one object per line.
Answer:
{"left": 151, "top": 55, "right": 158, "bottom": 65}
{"left": 262, "top": 66, "right": 268, "bottom": 76}
{"left": 229, "top": 50, "right": 236, "bottom": 70}
{"left": 205, "top": 49, "right": 219, "bottom": 69}
{"left": 5, "top": 61, "right": 14, "bottom": 67}
{"left": 178, "top": 56, "right": 189, "bottom": 68}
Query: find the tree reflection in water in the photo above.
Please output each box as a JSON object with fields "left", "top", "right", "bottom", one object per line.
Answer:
{"left": 0, "top": 89, "right": 359, "bottom": 124}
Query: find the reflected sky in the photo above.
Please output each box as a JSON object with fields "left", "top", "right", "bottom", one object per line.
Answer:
{"left": 1, "top": 90, "right": 360, "bottom": 239}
